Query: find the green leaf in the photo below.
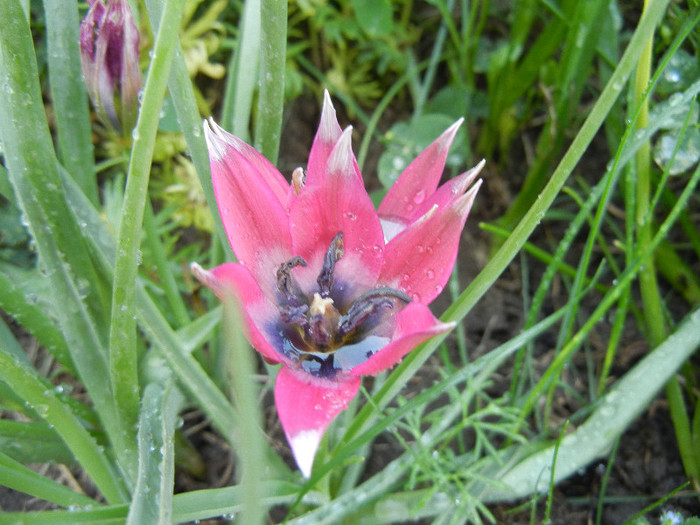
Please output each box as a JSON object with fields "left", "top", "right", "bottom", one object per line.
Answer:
{"left": 0, "top": 420, "right": 75, "bottom": 465}
{"left": 43, "top": 0, "right": 97, "bottom": 204}
{"left": 0, "top": 450, "right": 97, "bottom": 509}
{"left": 107, "top": 0, "right": 188, "bottom": 484}
{"left": 126, "top": 381, "right": 184, "bottom": 525}
{"left": 352, "top": 0, "right": 393, "bottom": 37}
{"left": 0, "top": 0, "right": 129, "bottom": 485}
{"left": 0, "top": 319, "right": 126, "bottom": 503}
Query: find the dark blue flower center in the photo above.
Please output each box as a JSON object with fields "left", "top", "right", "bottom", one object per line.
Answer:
{"left": 275, "top": 232, "right": 410, "bottom": 378}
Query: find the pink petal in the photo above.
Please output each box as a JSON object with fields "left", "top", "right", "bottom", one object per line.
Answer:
{"left": 349, "top": 302, "right": 454, "bottom": 376}
{"left": 190, "top": 262, "right": 285, "bottom": 366}
{"left": 204, "top": 119, "right": 292, "bottom": 290}
{"left": 275, "top": 366, "right": 361, "bottom": 477}
{"left": 290, "top": 128, "right": 384, "bottom": 295}
{"left": 379, "top": 180, "right": 482, "bottom": 305}
{"left": 205, "top": 119, "right": 290, "bottom": 204}
{"left": 378, "top": 119, "right": 463, "bottom": 225}
{"left": 410, "top": 160, "right": 485, "bottom": 225}
{"left": 305, "top": 90, "right": 344, "bottom": 187}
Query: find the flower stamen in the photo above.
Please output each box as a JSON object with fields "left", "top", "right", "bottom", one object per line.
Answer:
{"left": 317, "top": 232, "right": 344, "bottom": 297}
{"left": 276, "top": 256, "right": 307, "bottom": 305}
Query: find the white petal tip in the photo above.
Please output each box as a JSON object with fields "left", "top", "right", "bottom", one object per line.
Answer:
{"left": 456, "top": 179, "right": 483, "bottom": 215}
{"left": 328, "top": 127, "right": 354, "bottom": 176}
{"left": 203, "top": 117, "right": 245, "bottom": 161}
{"left": 190, "top": 263, "right": 220, "bottom": 293}
{"left": 203, "top": 118, "right": 228, "bottom": 161}
{"left": 290, "top": 429, "right": 323, "bottom": 478}
{"left": 447, "top": 117, "right": 465, "bottom": 134}
{"left": 319, "top": 90, "right": 339, "bottom": 142}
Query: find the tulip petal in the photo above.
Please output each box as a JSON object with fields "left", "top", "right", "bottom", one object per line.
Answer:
{"left": 378, "top": 119, "right": 463, "bottom": 225}
{"left": 380, "top": 180, "right": 482, "bottom": 305}
{"left": 204, "top": 119, "right": 293, "bottom": 291}
{"left": 349, "top": 302, "right": 454, "bottom": 376}
{"left": 290, "top": 128, "right": 384, "bottom": 295}
{"left": 190, "top": 262, "right": 285, "bottom": 365}
{"left": 410, "top": 160, "right": 485, "bottom": 224}
{"left": 275, "top": 366, "right": 361, "bottom": 478}
{"left": 306, "top": 90, "right": 345, "bottom": 187}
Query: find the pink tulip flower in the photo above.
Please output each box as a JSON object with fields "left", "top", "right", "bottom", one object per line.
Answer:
{"left": 192, "top": 92, "right": 484, "bottom": 477}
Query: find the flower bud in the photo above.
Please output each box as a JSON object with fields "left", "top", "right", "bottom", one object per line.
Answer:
{"left": 80, "top": 0, "right": 142, "bottom": 134}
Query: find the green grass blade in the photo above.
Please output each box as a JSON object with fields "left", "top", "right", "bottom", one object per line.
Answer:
{"left": 126, "top": 381, "right": 184, "bottom": 525}
{"left": 107, "top": 0, "right": 187, "bottom": 483}
{"left": 254, "top": 0, "right": 287, "bottom": 164}
{"left": 142, "top": 0, "right": 231, "bottom": 257}
{"left": 0, "top": 323, "right": 126, "bottom": 503}
{"left": 43, "top": 0, "right": 97, "bottom": 204}
{"left": 221, "top": 0, "right": 260, "bottom": 141}
{"left": 143, "top": 201, "right": 191, "bottom": 326}
{"left": 57, "top": 164, "right": 241, "bottom": 447}
{"left": 479, "top": 305, "right": 700, "bottom": 501}
{"left": 223, "top": 297, "right": 266, "bottom": 525}
{"left": 0, "top": 482, "right": 324, "bottom": 524}
{"left": 0, "top": 420, "right": 75, "bottom": 465}
{"left": 0, "top": 451, "right": 97, "bottom": 509}
{"left": 0, "top": 263, "right": 73, "bottom": 373}
{"left": 0, "top": 0, "right": 127, "bottom": 477}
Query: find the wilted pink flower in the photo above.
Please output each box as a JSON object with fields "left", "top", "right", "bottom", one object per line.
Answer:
{"left": 79, "top": 0, "right": 142, "bottom": 133}
{"left": 192, "top": 92, "right": 484, "bottom": 478}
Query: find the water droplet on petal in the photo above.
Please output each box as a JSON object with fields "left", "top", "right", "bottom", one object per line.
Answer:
{"left": 413, "top": 190, "right": 425, "bottom": 204}
{"left": 416, "top": 245, "right": 425, "bottom": 253}
{"left": 402, "top": 273, "right": 410, "bottom": 281}
{"left": 344, "top": 211, "right": 357, "bottom": 221}
{"left": 426, "top": 269, "right": 435, "bottom": 279}
{"left": 410, "top": 292, "right": 420, "bottom": 302}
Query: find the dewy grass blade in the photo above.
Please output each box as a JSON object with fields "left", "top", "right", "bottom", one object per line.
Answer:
{"left": 341, "top": 0, "right": 671, "bottom": 447}
{"left": 43, "top": 0, "right": 97, "bottom": 205}
{"left": 221, "top": 0, "right": 260, "bottom": 141}
{"left": 0, "top": 0, "right": 127, "bottom": 486}
{"left": 108, "top": 0, "right": 187, "bottom": 484}
{"left": 0, "top": 482, "right": 325, "bottom": 524}
{"left": 0, "top": 264, "right": 74, "bottom": 374}
{"left": 0, "top": 450, "right": 98, "bottom": 509}
{"left": 58, "top": 163, "right": 240, "bottom": 448}
{"left": 142, "top": 0, "right": 231, "bottom": 257}
{"left": 126, "top": 381, "right": 184, "bottom": 525}
{"left": 479, "top": 305, "right": 700, "bottom": 501}
{"left": 0, "top": 325, "right": 126, "bottom": 503}
{"left": 224, "top": 297, "right": 266, "bottom": 525}
{"left": 521, "top": 161, "right": 700, "bottom": 419}
{"left": 254, "top": 0, "right": 287, "bottom": 164}
{"left": 0, "top": 419, "right": 75, "bottom": 465}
